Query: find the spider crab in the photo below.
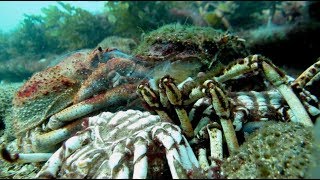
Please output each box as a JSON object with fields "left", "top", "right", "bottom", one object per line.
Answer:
{"left": 35, "top": 110, "right": 204, "bottom": 179}
{"left": 1, "top": 47, "right": 153, "bottom": 157}
{"left": 33, "top": 54, "right": 319, "bottom": 179}
{"left": 137, "top": 54, "right": 318, "bottom": 176}
{"left": 1, "top": 24, "right": 248, "bottom": 163}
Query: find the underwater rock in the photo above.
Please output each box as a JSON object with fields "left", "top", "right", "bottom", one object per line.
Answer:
{"left": 240, "top": 21, "right": 320, "bottom": 72}
{"left": 221, "top": 121, "right": 315, "bottom": 179}
{"left": 307, "top": 120, "right": 320, "bottom": 178}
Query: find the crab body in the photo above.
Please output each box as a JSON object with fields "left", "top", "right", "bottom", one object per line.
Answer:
{"left": 9, "top": 48, "right": 151, "bottom": 153}
{"left": 137, "top": 54, "right": 318, "bottom": 177}
{"left": 3, "top": 24, "right": 315, "bottom": 179}
{"left": 36, "top": 110, "right": 203, "bottom": 179}
{"left": 34, "top": 54, "right": 320, "bottom": 179}
{"left": 6, "top": 25, "right": 251, "bottom": 155}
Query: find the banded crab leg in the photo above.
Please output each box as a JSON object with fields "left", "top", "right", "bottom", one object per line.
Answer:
{"left": 0, "top": 119, "right": 84, "bottom": 163}
{"left": 151, "top": 122, "right": 200, "bottom": 179}
{"left": 214, "top": 54, "right": 313, "bottom": 127}
{"left": 159, "top": 76, "right": 195, "bottom": 138}
{"left": 108, "top": 142, "right": 130, "bottom": 178}
{"left": 36, "top": 131, "right": 91, "bottom": 178}
{"left": 194, "top": 122, "right": 223, "bottom": 172}
{"left": 137, "top": 82, "right": 174, "bottom": 122}
{"left": 292, "top": 57, "right": 320, "bottom": 89}
{"left": 103, "top": 121, "right": 201, "bottom": 179}
{"left": 132, "top": 131, "right": 149, "bottom": 179}
{"left": 203, "top": 79, "right": 239, "bottom": 154}
{"left": 291, "top": 57, "right": 320, "bottom": 121}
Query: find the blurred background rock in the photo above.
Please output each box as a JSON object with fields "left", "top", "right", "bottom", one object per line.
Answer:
{"left": 0, "top": 1, "right": 320, "bottom": 82}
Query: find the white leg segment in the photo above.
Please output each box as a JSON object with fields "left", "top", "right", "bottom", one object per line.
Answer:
{"left": 11, "top": 153, "right": 52, "bottom": 163}
{"left": 198, "top": 148, "right": 210, "bottom": 171}
{"left": 36, "top": 133, "right": 88, "bottom": 178}
{"left": 182, "top": 136, "right": 200, "bottom": 168}
{"left": 133, "top": 132, "right": 149, "bottom": 179}
{"left": 207, "top": 124, "right": 223, "bottom": 166}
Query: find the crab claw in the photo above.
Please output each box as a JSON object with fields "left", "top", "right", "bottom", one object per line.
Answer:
{"left": 47, "top": 84, "right": 138, "bottom": 130}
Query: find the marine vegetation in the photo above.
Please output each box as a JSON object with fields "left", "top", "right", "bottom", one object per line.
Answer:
{"left": 103, "top": 1, "right": 185, "bottom": 39}
{"left": 0, "top": 2, "right": 111, "bottom": 82}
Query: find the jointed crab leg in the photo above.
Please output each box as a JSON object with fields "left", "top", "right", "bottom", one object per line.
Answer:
{"left": 292, "top": 57, "right": 320, "bottom": 88}
{"left": 74, "top": 57, "right": 148, "bottom": 104}
{"left": 214, "top": 54, "right": 313, "bottom": 126}
{"left": 0, "top": 147, "right": 52, "bottom": 163}
{"left": 47, "top": 84, "right": 138, "bottom": 130}
{"left": 109, "top": 143, "right": 129, "bottom": 178}
{"left": 137, "top": 83, "right": 173, "bottom": 122}
{"left": 33, "top": 119, "right": 83, "bottom": 153}
{"left": 160, "top": 76, "right": 194, "bottom": 138}
{"left": 132, "top": 132, "right": 149, "bottom": 179}
{"left": 0, "top": 119, "right": 84, "bottom": 163}
{"left": 206, "top": 123, "right": 223, "bottom": 165}
{"left": 151, "top": 122, "right": 199, "bottom": 179}
{"left": 203, "top": 80, "right": 239, "bottom": 154}
{"left": 196, "top": 122, "right": 223, "bottom": 172}
{"left": 291, "top": 58, "right": 320, "bottom": 120}
{"left": 36, "top": 131, "right": 91, "bottom": 178}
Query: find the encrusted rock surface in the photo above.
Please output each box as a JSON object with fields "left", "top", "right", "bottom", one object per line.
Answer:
{"left": 222, "top": 121, "right": 316, "bottom": 179}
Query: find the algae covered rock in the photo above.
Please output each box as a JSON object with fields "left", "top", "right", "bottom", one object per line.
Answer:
{"left": 307, "top": 120, "right": 320, "bottom": 178}
{"left": 222, "top": 121, "right": 315, "bottom": 179}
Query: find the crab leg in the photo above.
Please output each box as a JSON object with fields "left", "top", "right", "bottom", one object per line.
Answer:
{"left": 292, "top": 57, "right": 320, "bottom": 88}
{"left": 0, "top": 147, "right": 52, "bottom": 163}
{"left": 206, "top": 123, "right": 223, "bottom": 165}
{"left": 291, "top": 58, "right": 320, "bottom": 121}
{"left": 47, "top": 84, "right": 138, "bottom": 130}
{"left": 137, "top": 83, "right": 173, "bottom": 122}
{"left": 195, "top": 122, "right": 223, "bottom": 171}
{"left": 33, "top": 118, "right": 83, "bottom": 153}
{"left": 160, "top": 76, "right": 194, "bottom": 138}
{"left": 163, "top": 122, "right": 196, "bottom": 170}
{"left": 214, "top": 55, "right": 313, "bottom": 126}
{"left": 151, "top": 123, "right": 198, "bottom": 179}
{"left": 74, "top": 58, "right": 143, "bottom": 103}
{"left": 36, "top": 131, "right": 90, "bottom": 178}
{"left": 109, "top": 143, "right": 130, "bottom": 179}
{"left": 198, "top": 148, "right": 210, "bottom": 171}
{"left": 203, "top": 80, "right": 239, "bottom": 154}
{"left": 132, "top": 132, "right": 149, "bottom": 179}
{"left": 152, "top": 129, "right": 182, "bottom": 179}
